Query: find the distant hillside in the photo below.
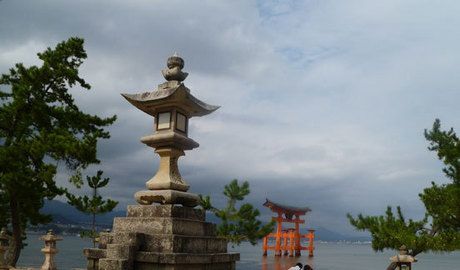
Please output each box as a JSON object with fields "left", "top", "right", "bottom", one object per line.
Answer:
{"left": 205, "top": 213, "right": 369, "bottom": 242}
{"left": 305, "top": 227, "right": 369, "bottom": 241}
{"left": 40, "top": 201, "right": 369, "bottom": 241}
{"left": 41, "top": 200, "right": 125, "bottom": 226}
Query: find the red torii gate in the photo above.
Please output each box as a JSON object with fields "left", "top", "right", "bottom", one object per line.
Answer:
{"left": 262, "top": 199, "right": 315, "bottom": 257}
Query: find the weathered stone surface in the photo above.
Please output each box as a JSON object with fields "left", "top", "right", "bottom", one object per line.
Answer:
{"left": 84, "top": 204, "right": 238, "bottom": 270}
{"left": 121, "top": 81, "right": 219, "bottom": 119}
{"left": 98, "top": 258, "right": 131, "bottom": 270}
{"left": 113, "top": 217, "right": 216, "bottom": 236}
{"left": 111, "top": 232, "right": 144, "bottom": 248}
{"left": 83, "top": 248, "right": 107, "bottom": 259}
{"left": 86, "top": 258, "right": 99, "bottom": 270}
{"left": 205, "top": 238, "right": 228, "bottom": 253}
{"left": 106, "top": 244, "right": 137, "bottom": 260}
{"left": 134, "top": 262, "right": 236, "bottom": 270}
{"left": 97, "top": 232, "right": 113, "bottom": 249}
{"left": 134, "top": 189, "right": 199, "bottom": 207}
{"left": 143, "top": 147, "right": 190, "bottom": 192}
{"left": 96, "top": 231, "right": 141, "bottom": 270}
{"left": 135, "top": 252, "right": 240, "bottom": 264}
{"left": 141, "top": 131, "right": 199, "bottom": 152}
{"left": 141, "top": 235, "right": 227, "bottom": 253}
{"left": 127, "top": 205, "right": 205, "bottom": 221}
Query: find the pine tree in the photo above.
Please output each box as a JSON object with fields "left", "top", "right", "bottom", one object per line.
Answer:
{"left": 199, "top": 179, "right": 274, "bottom": 245}
{"left": 0, "top": 37, "right": 116, "bottom": 266}
{"left": 347, "top": 119, "right": 460, "bottom": 270}
{"left": 66, "top": 170, "right": 118, "bottom": 247}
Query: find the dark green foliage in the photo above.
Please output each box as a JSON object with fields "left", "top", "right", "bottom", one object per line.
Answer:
{"left": 0, "top": 37, "right": 116, "bottom": 265}
{"left": 347, "top": 206, "right": 458, "bottom": 255}
{"left": 199, "top": 179, "right": 274, "bottom": 246}
{"left": 425, "top": 119, "right": 460, "bottom": 184}
{"left": 422, "top": 119, "right": 460, "bottom": 231}
{"left": 348, "top": 119, "right": 460, "bottom": 266}
{"left": 67, "top": 170, "right": 118, "bottom": 247}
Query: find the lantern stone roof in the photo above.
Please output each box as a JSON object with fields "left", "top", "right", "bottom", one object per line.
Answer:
{"left": 40, "top": 229, "right": 62, "bottom": 242}
{"left": 390, "top": 254, "right": 417, "bottom": 263}
{"left": 263, "top": 198, "right": 311, "bottom": 216}
{"left": 121, "top": 54, "right": 219, "bottom": 117}
{"left": 390, "top": 245, "right": 417, "bottom": 263}
{"left": 121, "top": 81, "right": 219, "bottom": 117}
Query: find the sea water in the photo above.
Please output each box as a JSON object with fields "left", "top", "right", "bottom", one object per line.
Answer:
{"left": 229, "top": 242, "right": 460, "bottom": 270}
{"left": 18, "top": 234, "right": 460, "bottom": 269}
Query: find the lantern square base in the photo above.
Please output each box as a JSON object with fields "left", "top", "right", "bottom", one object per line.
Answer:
{"left": 134, "top": 189, "right": 199, "bottom": 207}
{"left": 84, "top": 205, "right": 239, "bottom": 270}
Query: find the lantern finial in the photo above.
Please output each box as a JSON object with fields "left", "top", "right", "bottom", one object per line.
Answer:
{"left": 399, "top": 245, "right": 408, "bottom": 255}
{"left": 162, "top": 53, "right": 188, "bottom": 82}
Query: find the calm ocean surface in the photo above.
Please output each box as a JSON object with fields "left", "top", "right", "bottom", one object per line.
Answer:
{"left": 18, "top": 234, "right": 460, "bottom": 270}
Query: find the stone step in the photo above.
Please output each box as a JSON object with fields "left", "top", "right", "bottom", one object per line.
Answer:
{"left": 135, "top": 251, "right": 240, "bottom": 265}
{"left": 98, "top": 258, "right": 132, "bottom": 270}
{"left": 83, "top": 248, "right": 107, "bottom": 259}
{"left": 111, "top": 231, "right": 143, "bottom": 247}
{"left": 134, "top": 261, "right": 236, "bottom": 270}
{"left": 140, "top": 234, "right": 227, "bottom": 253}
{"left": 106, "top": 243, "right": 137, "bottom": 260}
{"left": 98, "top": 231, "right": 113, "bottom": 249}
{"left": 113, "top": 217, "right": 216, "bottom": 236}
{"left": 127, "top": 205, "right": 205, "bottom": 221}
{"left": 83, "top": 248, "right": 107, "bottom": 270}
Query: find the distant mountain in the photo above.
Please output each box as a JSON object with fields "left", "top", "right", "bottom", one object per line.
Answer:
{"left": 41, "top": 201, "right": 369, "bottom": 241}
{"left": 307, "top": 227, "right": 369, "bottom": 242}
{"left": 41, "top": 200, "right": 125, "bottom": 226}
{"left": 205, "top": 213, "right": 369, "bottom": 242}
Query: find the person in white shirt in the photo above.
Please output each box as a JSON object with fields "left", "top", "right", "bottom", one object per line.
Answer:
{"left": 288, "top": 263, "right": 303, "bottom": 270}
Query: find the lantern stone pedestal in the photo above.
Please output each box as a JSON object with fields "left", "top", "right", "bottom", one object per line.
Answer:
{"left": 83, "top": 55, "right": 239, "bottom": 269}
{"left": 85, "top": 205, "right": 238, "bottom": 270}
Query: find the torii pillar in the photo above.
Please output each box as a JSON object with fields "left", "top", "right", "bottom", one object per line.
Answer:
{"left": 262, "top": 199, "right": 315, "bottom": 257}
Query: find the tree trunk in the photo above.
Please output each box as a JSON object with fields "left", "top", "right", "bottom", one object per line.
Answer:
{"left": 386, "top": 262, "right": 397, "bottom": 270}
{"left": 92, "top": 212, "right": 96, "bottom": 248}
{"left": 9, "top": 197, "right": 22, "bottom": 267}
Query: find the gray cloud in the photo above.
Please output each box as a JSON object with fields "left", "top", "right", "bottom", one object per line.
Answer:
{"left": 1, "top": 0, "right": 459, "bottom": 236}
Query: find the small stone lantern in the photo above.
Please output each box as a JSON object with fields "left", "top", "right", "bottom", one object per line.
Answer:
{"left": 0, "top": 228, "right": 9, "bottom": 270}
{"left": 390, "top": 245, "right": 417, "bottom": 270}
{"left": 40, "top": 230, "right": 62, "bottom": 270}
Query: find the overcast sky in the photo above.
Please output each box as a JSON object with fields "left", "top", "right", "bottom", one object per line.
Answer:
{"left": 1, "top": 0, "right": 460, "bottom": 236}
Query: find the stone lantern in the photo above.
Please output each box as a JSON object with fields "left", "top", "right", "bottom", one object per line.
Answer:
{"left": 40, "top": 229, "right": 62, "bottom": 270}
{"left": 390, "top": 245, "right": 417, "bottom": 270}
{"left": 122, "top": 53, "right": 219, "bottom": 207}
{"left": 84, "top": 54, "right": 239, "bottom": 270}
{"left": 0, "top": 228, "right": 9, "bottom": 270}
